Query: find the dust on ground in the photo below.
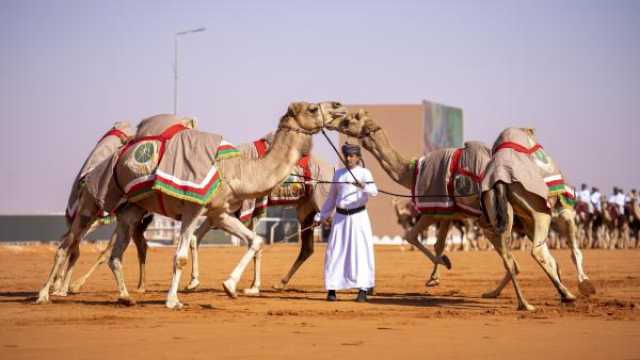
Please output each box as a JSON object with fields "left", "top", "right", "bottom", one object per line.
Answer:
{"left": 1, "top": 244, "right": 639, "bottom": 359}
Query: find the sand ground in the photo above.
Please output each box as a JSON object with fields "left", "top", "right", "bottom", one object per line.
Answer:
{"left": 0, "top": 244, "right": 639, "bottom": 359}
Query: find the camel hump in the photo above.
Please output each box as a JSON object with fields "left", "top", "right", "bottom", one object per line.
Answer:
{"left": 112, "top": 121, "right": 134, "bottom": 137}
{"left": 136, "top": 114, "right": 197, "bottom": 137}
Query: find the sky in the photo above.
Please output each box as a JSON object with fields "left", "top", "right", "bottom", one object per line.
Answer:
{"left": 1, "top": 0, "right": 638, "bottom": 214}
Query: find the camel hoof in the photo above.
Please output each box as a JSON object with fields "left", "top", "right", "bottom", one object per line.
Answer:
{"left": 222, "top": 279, "right": 238, "bottom": 299}
{"left": 272, "top": 280, "right": 287, "bottom": 291}
{"left": 51, "top": 290, "right": 68, "bottom": 297}
{"left": 185, "top": 279, "right": 200, "bottom": 292}
{"left": 35, "top": 294, "right": 50, "bottom": 304}
{"left": 425, "top": 278, "right": 440, "bottom": 287}
{"left": 578, "top": 280, "right": 596, "bottom": 297}
{"left": 135, "top": 287, "right": 146, "bottom": 294}
{"left": 482, "top": 290, "right": 500, "bottom": 299}
{"left": 518, "top": 303, "right": 536, "bottom": 311}
{"left": 166, "top": 299, "right": 183, "bottom": 310}
{"left": 243, "top": 287, "right": 260, "bottom": 296}
{"left": 68, "top": 284, "right": 82, "bottom": 294}
{"left": 117, "top": 297, "right": 136, "bottom": 306}
{"left": 441, "top": 255, "right": 452, "bottom": 270}
{"left": 561, "top": 293, "right": 577, "bottom": 303}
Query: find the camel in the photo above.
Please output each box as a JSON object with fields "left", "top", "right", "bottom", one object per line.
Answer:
{"left": 35, "top": 119, "right": 197, "bottom": 303}
{"left": 585, "top": 196, "right": 627, "bottom": 249}
{"left": 100, "top": 102, "right": 347, "bottom": 309}
{"left": 574, "top": 201, "right": 595, "bottom": 248}
{"left": 479, "top": 127, "right": 598, "bottom": 309}
{"left": 67, "top": 134, "right": 335, "bottom": 296}
{"left": 326, "top": 113, "right": 591, "bottom": 310}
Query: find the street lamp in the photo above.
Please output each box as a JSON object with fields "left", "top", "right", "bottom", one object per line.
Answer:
{"left": 174, "top": 27, "right": 206, "bottom": 115}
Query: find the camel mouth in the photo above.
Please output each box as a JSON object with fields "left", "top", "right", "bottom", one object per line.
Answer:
{"left": 330, "top": 111, "right": 347, "bottom": 119}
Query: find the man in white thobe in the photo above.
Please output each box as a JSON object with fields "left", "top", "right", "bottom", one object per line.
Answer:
{"left": 314, "top": 143, "right": 378, "bottom": 302}
{"left": 577, "top": 183, "right": 592, "bottom": 213}
{"left": 591, "top": 187, "right": 602, "bottom": 213}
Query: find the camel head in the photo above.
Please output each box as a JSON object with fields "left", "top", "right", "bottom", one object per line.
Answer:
{"left": 279, "top": 101, "right": 348, "bottom": 135}
{"left": 325, "top": 108, "right": 380, "bottom": 139}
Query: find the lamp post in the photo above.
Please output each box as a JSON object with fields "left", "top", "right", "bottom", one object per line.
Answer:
{"left": 174, "top": 27, "right": 206, "bottom": 115}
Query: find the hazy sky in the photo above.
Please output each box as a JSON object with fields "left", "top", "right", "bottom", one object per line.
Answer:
{"left": 1, "top": 0, "right": 638, "bottom": 214}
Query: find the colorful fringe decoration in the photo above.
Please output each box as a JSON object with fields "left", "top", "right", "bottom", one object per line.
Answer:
{"left": 215, "top": 140, "right": 241, "bottom": 160}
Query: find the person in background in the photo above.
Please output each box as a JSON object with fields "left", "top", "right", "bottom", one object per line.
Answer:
{"left": 313, "top": 143, "right": 378, "bottom": 303}
{"left": 591, "top": 187, "right": 602, "bottom": 213}
{"left": 577, "top": 183, "right": 593, "bottom": 213}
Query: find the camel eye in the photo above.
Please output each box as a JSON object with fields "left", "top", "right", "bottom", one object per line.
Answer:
{"left": 308, "top": 105, "right": 319, "bottom": 113}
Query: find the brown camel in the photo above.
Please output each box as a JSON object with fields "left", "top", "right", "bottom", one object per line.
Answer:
{"left": 480, "top": 127, "right": 596, "bottom": 310}
{"left": 326, "top": 113, "right": 590, "bottom": 310}
{"left": 100, "top": 102, "right": 346, "bottom": 309}
{"left": 68, "top": 134, "right": 336, "bottom": 296}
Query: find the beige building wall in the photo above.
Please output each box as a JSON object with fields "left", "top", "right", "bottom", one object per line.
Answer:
{"left": 340, "top": 104, "right": 424, "bottom": 237}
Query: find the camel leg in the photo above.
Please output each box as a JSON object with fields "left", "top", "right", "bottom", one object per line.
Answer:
{"left": 243, "top": 247, "right": 262, "bottom": 295}
{"left": 214, "top": 214, "right": 265, "bottom": 299}
{"left": 166, "top": 206, "right": 208, "bottom": 309}
{"left": 69, "top": 229, "right": 117, "bottom": 293}
{"left": 426, "top": 220, "right": 450, "bottom": 287}
{"left": 132, "top": 215, "right": 152, "bottom": 293}
{"left": 405, "top": 216, "right": 452, "bottom": 269}
{"left": 36, "top": 210, "right": 96, "bottom": 304}
{"left": 52, "top": 219, "right": 101, "bottom": 294}
{"left": 275, "top": 212, "right": 316, "bottom": 290}
{"left": 108, "top": 206, "right": 146, "bottom": 305}
{"left": 482, "top": 185, "right": 535, "bottom": 311}
{"left": 526, "top": 211, "right": 576, "bottom": 303}
{"left": 479, "top": 213, "right": 524, "bottom": 301}
{"left": 185, "top": 218, "right": 211, "bottom": 291}
{"left": 557, "top": 209, "right": 595, "bottom": 296}
{"left": 489, "top": 230, "right": 533, "bottom": 310}
{"left": 481, "top": 253, "right": 522, "bottom": 299}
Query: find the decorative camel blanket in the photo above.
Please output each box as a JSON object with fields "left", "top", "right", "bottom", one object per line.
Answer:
{"left": 412, "top": 141, "right": 491, "bottom": 216}
{"left": 66, "top": 122, "right": 134, "bottom": 220}
{"left": 235, "top": 138, "right": 317, "bottom": 227}
{"left": 117, "top": 129, "right": 240, "bottom": 205}
{"left": 480, "top": 127, "right": 576, "bottom": 209}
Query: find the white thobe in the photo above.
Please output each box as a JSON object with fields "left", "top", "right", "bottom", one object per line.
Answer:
{"left": 315, "top": 166, "right": 378, "bottom": 291}
{"left": 591, "top": 192, "right": 602, "bottom": 212}
{"left": 577, "top": 190, "right": 591, "bottom": 203}
{"left": 577, "top": 189, "right": 593, "bottom": 212}
{"left": 613, "top": 193, "right": 627, "bottom": 214}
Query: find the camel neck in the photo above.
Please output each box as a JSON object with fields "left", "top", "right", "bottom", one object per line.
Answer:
{"left": 221, "top": 125, "right": 310, "bottom": 198}
{"left": 361, "top": 125, "right": 414, "bottom": 189}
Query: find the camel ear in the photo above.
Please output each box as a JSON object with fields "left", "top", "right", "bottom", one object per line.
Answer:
{"left": 288, "top": 102, "right": 304, "bottom": 116}
{"left": 523, "top": 127, "right": 536, "bottom": 136}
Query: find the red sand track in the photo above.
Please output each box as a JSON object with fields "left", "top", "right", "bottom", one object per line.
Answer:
{"left": 1, "top": 244, "right": 639, "bottom": 359}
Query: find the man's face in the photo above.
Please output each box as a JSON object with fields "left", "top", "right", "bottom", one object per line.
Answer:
{"left": 346, "top": 153, "right": 360, "bottom": 168}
